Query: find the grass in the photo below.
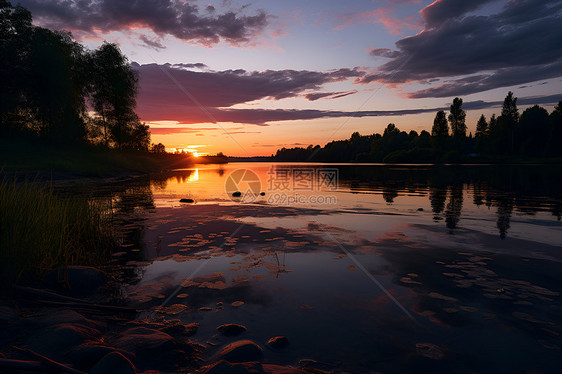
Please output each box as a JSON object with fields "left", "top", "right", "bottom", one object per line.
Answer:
{"left": 0, "top": 176, "right": 115, "bottom": 282}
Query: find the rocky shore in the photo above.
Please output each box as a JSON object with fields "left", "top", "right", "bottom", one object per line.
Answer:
{"left": 0, "top": 266, "right": 326, "bottom": 374}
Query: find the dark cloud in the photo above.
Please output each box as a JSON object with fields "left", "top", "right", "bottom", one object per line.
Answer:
{"left": 19, "top": 0, "right": 270, "bottom": 45}
{"left": 360, "top": 0, "right": 562, "bottom": 96}
{"left": 139, "top": 35, "right": 166, "bottom": 50}
{"left": 172, "top": 63, "right": 209, "bottom": 70}
{"left": 133, "top": 62, "right": 364, "bottom": 120}
{"left": 370, "top": 48, "right": 401, "bottom": 58}
{"left": 420, "top": 0, "right": 495, "bottom": 27}
{"left": 305, "top": 90, "right": 357, "bottom": 101}
{"left": 408, "top": 59, "right": 562, "bottom": 98}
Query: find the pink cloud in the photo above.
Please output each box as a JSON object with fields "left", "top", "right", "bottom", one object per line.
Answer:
{"left": 335, "top": 8, "right": 421, "bottom": 34}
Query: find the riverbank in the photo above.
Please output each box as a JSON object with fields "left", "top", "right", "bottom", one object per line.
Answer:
{"left": 0, "top": 175, "right": 311, "bottom": 373}
{"left": 0, "top": 138, "right": 194, "bottom": 178}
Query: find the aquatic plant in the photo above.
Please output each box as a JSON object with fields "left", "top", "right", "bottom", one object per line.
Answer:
{"left": 0, "top": 176, "right": 115, "bottom": 282}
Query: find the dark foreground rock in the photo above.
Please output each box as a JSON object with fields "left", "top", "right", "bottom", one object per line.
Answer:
{"left": 218, "top": 340, "right": 263, "bottom": 363}
{"left": 26, "top": 323, "right": 102, "bottom": 358}
{"left": 90, "top": 351, "right": 136, "bottom": 374}
{"left": 203, "top": 361, "right": 307, "bottom": 374}
{"left": 204, "top": 360, "right": 264, "bottom": 374}
{"left": 217, "top": 323, "right": 247, "bottom": 336}
{"left": 66, "top": 343, "right": 135, "bottom": 369}
{"left": 267, "top": 336, "right": 289, "bottom": 349}
{"left": 113, "top": 326, "right": 194, "bottom": 371}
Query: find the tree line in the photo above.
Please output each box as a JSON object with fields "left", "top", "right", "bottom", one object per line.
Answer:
{"left": 274, "top": 92, "right": 562, "bottom": 163}
{"left": 0, "top": 0, "right": 151, "bottom": 151}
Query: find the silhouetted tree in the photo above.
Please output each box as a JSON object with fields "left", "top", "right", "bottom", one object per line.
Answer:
{"left": 448, "top": 97, "right": 467, "bottom": 137}
{"left": 497, "top": 91, "right": 519, "bottom": 153}
{"left": 475, "top": 114, "right": 488, "bottom": 137}
{"left": 151, "top": 143, "right": 166, "bottom": 153}
{"left": 546, "top": 101, "right": 562, "bottom": 157}
{"left": 518, "top": 105, "right": 549, "bottom": 156}
{"left": 89, "top": 42, "right": 139, "bottom": 148}
{"left": 431, "top": 110, "right": 449, "bottom": 137}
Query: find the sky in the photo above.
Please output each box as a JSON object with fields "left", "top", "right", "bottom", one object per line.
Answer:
{"left": 19, "top": 0, "right": 562, "bottom": 156}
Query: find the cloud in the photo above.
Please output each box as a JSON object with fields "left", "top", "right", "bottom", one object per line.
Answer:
{"left": 139, "top": 34, "right": 165, "bottom": 50}
{"left": 359, "top": 0, "right": 562, "bottom": 96}
{"left": 335, "top": 8, "right": 420, "bottom": 34}
{"left": 420, "top": 0, "right": 496, "bottom": 27}
{"left": 142, "top": 94, "right": 560, "bottom": 126}
{"left": 19, "top": 0, "right": 270, "bottom": 45}
{"left": 133, "top": 62, "right": 364, "bottom": 121}
{"left": 304, "top": 90, "right": 358, "bottom": 101}
{"left": 370, "top": 48, "right": 401, "bottom": 58}
{"left": 408, "top": 59, "right": 562, "bottom": 98}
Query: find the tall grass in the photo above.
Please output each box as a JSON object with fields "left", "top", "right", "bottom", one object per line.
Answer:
{"left": 0, "top": 177, "right": 115, "bottom": 282}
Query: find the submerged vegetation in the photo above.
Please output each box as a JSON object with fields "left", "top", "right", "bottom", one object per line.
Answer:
{"left": 0, "top": 177, "right": 115, "bottom": 282}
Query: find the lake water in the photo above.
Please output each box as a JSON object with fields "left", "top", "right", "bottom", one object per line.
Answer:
{"left": 104, "top": 163, "right": 562, "bottom": 373}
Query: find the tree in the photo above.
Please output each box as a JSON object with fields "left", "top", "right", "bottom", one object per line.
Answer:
{"left": 519, "top": 105, "right": 549, "bottom": 156}
{"left": 501, "top": 91, "right": 519, "bottom": 123}
{"left": 498, "top": 91, "right": 519, "bottom": 153}
{"left": 475, "top": 114, "right": 488, "bottom": 137}
{"left": 151, "top": 143, "right": 166, "bottom": 153}
{"left": 448, "top": 97, "right": 467, "bottom": 137}
{"left": 431, "top": 110, "right": 449, "bottom": 137}
{"left": 89, "top": 42, "right": 139, "bottom": 148}
{"left": 546, "top": 101, "right": 562, "bottom": 156}
{"left": 0, "top": 0, "right": 33, "bottom": 135}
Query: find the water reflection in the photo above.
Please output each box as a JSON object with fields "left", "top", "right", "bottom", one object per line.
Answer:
{"left": 91, "top": 163, "right": 562, "bottom": 373}
{"left": 138, "top": 164, "right": 562, "bottom": 239}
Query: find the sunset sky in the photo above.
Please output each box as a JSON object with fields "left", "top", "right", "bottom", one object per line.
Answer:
{"left": 20, "top": 0, "right": 562, "bottom": 156}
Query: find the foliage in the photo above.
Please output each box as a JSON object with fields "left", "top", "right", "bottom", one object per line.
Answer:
{"left": 0, "top": 1, "right": 149, "bottom": 151}
{"left": 448, "top": 97, "right": 467, "bottom": 137}
{"left": 432, "top": 110, "right": 449, "bottom": 137}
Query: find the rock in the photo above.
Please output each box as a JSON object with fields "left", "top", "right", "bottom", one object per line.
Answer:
{"left": 298, "top": 359, "right": 334, "bottom": 373}
{"left": 267, "top": 336, "right": 289, "bottom": 349}
{"left": 27, "top": 323, "right": 102, "bottom": 357}
{"left": 204, "top": 360, "right": 264, "bottom": 374}
{"left": 114, "top": 327, "right": 175, "bottom": 353}
{"left": 90, "top": 352, "right": 136, "bottom": 374}
{"left": 262, "top": 364, "right": 306, "bottom": 373}
{"left": 161, "top": 321, "right": 199, "bottom": 336}
{"left": 232, "top": 191, "right": 242, "bottom": 197}
{"left": 217, "top": 324, "right": 247, "bottom": 337}
{"left": 184, "top": 322, "right": 200, "bottom": 336}
{"left": 45, "top": 266, "right": 107, "bottom": 297}
{"left": 415, "top": 342, "right": 445, "bottom": 360}
{"left": 218, "top": 340, "right": 263, "bottom": 363}
{"left": 114, "top": 327, "right": 187, "bottom": 371}
{"left": 67, "top": 343, "right": 135, "bottom": 368}
{"left": 180, "top": 198, "right": 195, "bottom": 203}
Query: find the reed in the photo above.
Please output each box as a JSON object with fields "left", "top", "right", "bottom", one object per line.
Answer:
{"left": 0, "top": 176, "right": 115, "bottom": 282}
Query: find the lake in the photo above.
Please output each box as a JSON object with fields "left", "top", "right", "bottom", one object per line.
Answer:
{"left": 103, "top": 163, "right": 562, "bottom": 373}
